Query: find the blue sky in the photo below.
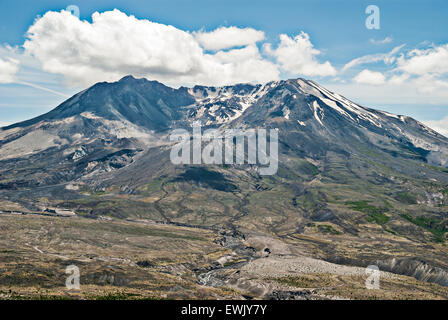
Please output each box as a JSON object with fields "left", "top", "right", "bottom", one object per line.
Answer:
{"left": 1, "top": 0, "right": 447, "bottom": 134}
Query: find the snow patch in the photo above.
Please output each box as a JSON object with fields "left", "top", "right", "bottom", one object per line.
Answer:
{"left": 312, "top": 101, "right": 324, "bottom": 126}
{"left": 283, "top": 107, "right": 291, "bottom": 120}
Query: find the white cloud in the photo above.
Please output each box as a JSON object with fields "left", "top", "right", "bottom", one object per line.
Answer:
{"left": 390, "top": 43, "right": 448, "bottom": 93}
{"left": 264, "top": 32, "right": 336, "bottom": 77}
{"left": 325, "top": 76, "right": 448, "bottom": 107}
{"left": 24, "top": 10, "right": 205, "bottom": 86}
{"left": 369, "top": 36, "right": 393, "bottom": 45}
{"left": 14, "top": 8, "right": 448, "bottom": 113}
{"left": 194, "top": 26, "right": 265, "bottom": 51}
{"left": 412, "top": 74, "right": 448, "bottom": 94}
{"left": 342, "top": 45, "right": 404, "bottom": 71}
{"left": 15, "top": 80, "right": 70, "bottom": 97}
{"left": 423, "top": 117, "right": 448, "bottom": 137}
{"left": 388, "top": 73, "right": 410, "bottom": 85}
{"left": 22, "top": 9, "right": 279, "bottom": 87}
{"left": 397, "top": 44, "right": 448, "bottom": 76}
{"left": 19, "top": 10, "right": 341, "bottom": 88}
{"left": 345, "top": 43, "right": 448, "bottom": 94}
{"left": 207, "top": 45, "right": 279, "bottom": 84}
{"left": 0, "top": 45, "right": 73, "bottom": 96}
{"left": 353, "top": 69, "right": 386, "bottom": 85}
{"left": 0, "top": 57, "right": 19, "bottom": 83}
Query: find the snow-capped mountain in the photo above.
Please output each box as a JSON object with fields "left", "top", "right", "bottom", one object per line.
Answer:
{"left": 1, "top": 75, "right": 447, "bottom": 185}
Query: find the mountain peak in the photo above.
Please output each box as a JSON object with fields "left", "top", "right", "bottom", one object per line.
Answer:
{"left": 116, "top": 75, "right": 172, "bottom": 90}
{"left": 118, "top": 75, "right": 141, "bottom": 82}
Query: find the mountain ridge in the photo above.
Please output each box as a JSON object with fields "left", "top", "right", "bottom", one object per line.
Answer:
{"left": 1, "top": 75, "right": 448, "bottom": 178}
{"left": 3, "top": 75, "right": 445, "bottom": 139}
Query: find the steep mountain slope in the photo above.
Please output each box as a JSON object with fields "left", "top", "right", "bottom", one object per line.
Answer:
{"left": 1, "top": 76, "right": 448, "bottom": 295}
{"left": 5, "top": 76, "right": 194, "bottom": 131}
{"left": 0, "top": 76, "right": 195, "bottom": 188}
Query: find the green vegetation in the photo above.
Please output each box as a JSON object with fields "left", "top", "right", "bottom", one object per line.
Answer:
{"left": 366, "top": 212, "right": 390, "bottom": 225}
{"left": 424, "top": 164, "right": 448, "bottom": 174}
{"left": 298, "top": 191, "right": 326, "bottom": 212}
{"left": 173, "top": 167, "right": 238, "bottom": 192}
{"left": 401, "top": 213, "right": 447, "bottom": 242}
{"left": 78, "top": 185, "right": 107, "bottom": 196}
{"left": 1, "top": 249, "right": 17, "bottom": 254}
{"left": 88, "top": 292, "right": 142, "bottom": 300}
{"left": 384, "top": 228, "right": 396, "bottom": 235}
{"left": 345, "top": 200, "right": 389, "bottom": 225}
{"left": 366, "top": 159, "right": 394, "bottom": 174}
{"left": 0, "top": 291, "right": 76, "bottom": 300}
{"left": 91, "top": 190, "right": 106, "bottom": 196}
{"left": 223, "top": 259, "right": 245, "bottom": 267}
{"left": 142, "top": 179, "right": 163, "bottom": 193}
{"left": 318, "top": 224, "right": 341, "bottom": 235}
{"left": 345, "top": 200, "right": 381, "bottom": 213}
{"left": 75, "top": 210, "right": 88, "bottom": 217}
{"left": 395, "top": 191, "right": 417, "bottom": 204}
{"left": 297, "top": 160, "right": 319, "bottom": 176}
